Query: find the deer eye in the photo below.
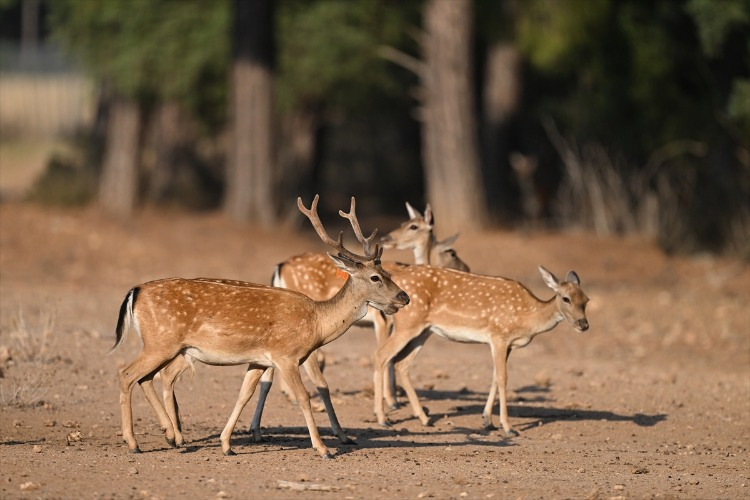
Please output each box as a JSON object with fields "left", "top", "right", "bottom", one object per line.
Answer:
{"left": 562, "top": 297, "right": 571, "bottom": 304}
{"left": 409, "top": 224, "right": 418, "bottom": 230}
{"left": 370, "top": 275, "right": 381, "bottom": 282}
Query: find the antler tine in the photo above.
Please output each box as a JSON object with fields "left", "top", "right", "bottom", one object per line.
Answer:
{"left": 297, "top": 195, "right": 364, "bottom": 261}
{"left": 339, "top": 197, "right": 380, "bottom": 259}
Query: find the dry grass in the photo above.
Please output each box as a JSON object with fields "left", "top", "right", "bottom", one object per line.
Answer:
{"left": 8, "top": 308, "right": 54, "bottom": 363}
{"left": 0, "top": 369, "right": 53, "bottom": 408}
{"left": 0, "top": 308, "right": 56, "bottom": 408}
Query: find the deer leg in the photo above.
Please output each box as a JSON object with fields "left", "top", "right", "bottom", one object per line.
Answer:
{"left": 219, "top": 367, "right": 265, "bottom": 456}
{"left": 248, "top": 367, "right": 274, "bottom": 442}
{"left": 482, "top": 367, "right": 498, "bottom": 430}
{"left": 276, "top": 361, "right": 333, "bottom": 459}
{"left": 277, "top": 351, "right": 325, "bottom": 410}
{"left": 373, "top": 327, "right": 430, "bottom": 427}
{"left": 392, "top": 331, "right": 432, "bottom": 426}
{"left": 301, "top": 353, "right": 353, "bottom": 444}
{"left": 491, "top": 341, "right": 518, "bottom": 437}
{"left": 159, "top": 354, "right": 192, "bottom": 447}
{"left": 140, "top": 376, "right": 177, "bottom": 447}
{"left": 119, "top": 353, "right": 173, "bottom": 453}
{"left": 373, "top": 313, "right": 399, "bottom": 408}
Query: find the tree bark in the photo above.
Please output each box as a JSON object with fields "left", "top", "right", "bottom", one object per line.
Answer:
{"left": 98, "top": 97, "right": 141, "bottom": 217}
{"left": 482, "top": 42, "right": 522, "bottom": 216}
{"left": 421, "top": 0, "right": 486, "bottom": 232}
{"left": 277, "top": 107, "right": 319, "bottom": 223}
{"left": 224, "top": 0, "right": 276, "bottom": 225}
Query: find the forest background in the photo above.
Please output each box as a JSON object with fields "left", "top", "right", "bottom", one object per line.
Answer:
{"left": 1, "top": 0, "right": 748, "bottom": 256}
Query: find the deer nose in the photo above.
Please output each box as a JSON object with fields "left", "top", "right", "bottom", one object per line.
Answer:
{"left": 380, "top": 235, "right": 395, "bottom": 247}
{"left": 577, "top": 319, "right": 589, "bottom": 332}
{"left": 396, "top": 291, "right": 410, "bottom": 306}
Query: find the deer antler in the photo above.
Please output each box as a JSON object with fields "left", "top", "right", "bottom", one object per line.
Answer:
{"left": 298, "top": 195, "right": 379, "bottom": 262}
{"left": 339, "top": 197, "right": 381, "bottom": 259}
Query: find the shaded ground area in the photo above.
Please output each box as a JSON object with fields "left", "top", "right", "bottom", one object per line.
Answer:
{"left": 0, "top": 202, "right": 748, "bottom": 499}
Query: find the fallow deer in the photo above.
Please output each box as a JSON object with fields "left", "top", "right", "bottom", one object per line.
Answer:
{"left": 153, "top": 201, "right": 468, "bottom": 448}
{"left": 380, "top": 202, "right": 469, "bottom": 272}
{"left": 246, "top": 201, "right": 469, "bottom": 440}
{"left": 112, "top": 195, "right": 409, "bottom": 458}
{"left": 372, "top": 265, "right": 589, "bottom": 437}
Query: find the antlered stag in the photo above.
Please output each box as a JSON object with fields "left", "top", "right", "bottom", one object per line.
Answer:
{"left": 113, "top": 195, "right": 409, "bottom": 458}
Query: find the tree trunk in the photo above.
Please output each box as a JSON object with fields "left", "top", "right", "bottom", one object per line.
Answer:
{"left": 482, "top": 42, "right": 522, "bottom": 217}
{"left": 148, "top": 101, "right": 182, "bottom": 204}
{"left": 421, "top": 0, "right": 486, "bottom": 232}
{"left": 98, "top": 97, "right": 141, "bottom": 217}
{"left": 224, "top": 0, "right": 276, "bottom": 226}
{"left": 277, "top": 107, "right": 319, "bottom": 224}
{"left": 146, "top": 101, "right": 203, "bottom": 206}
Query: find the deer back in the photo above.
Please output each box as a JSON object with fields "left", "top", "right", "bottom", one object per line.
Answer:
{"left": 390, "top": 266, "right": 546, "bottom": 339}
{"left": 132, "top": 278, "right": 321, "bottom": 362}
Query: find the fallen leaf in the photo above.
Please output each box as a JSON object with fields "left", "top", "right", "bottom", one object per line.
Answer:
{"left": 20, "top": 482, "right": 40, "bottom": 491}
{"left": 277, "top": 480, "right": 335, "bottom": 492}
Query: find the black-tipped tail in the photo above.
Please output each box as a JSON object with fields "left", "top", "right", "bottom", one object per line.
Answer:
{"left": 112, "top": 287, "right": 139, "bottom": 352}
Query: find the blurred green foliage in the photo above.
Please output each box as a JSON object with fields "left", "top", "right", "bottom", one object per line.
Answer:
{"left": 48, "top": 0, "right": 230, "bottom": 132}
{"left": 21, "top": 0, "right": 747, "bottom": 252}
{"left": 276, "top": 0, "right": 418, "bottom": 115}
{"left": 516, "top": 0, "right": 749, "bottom": 159}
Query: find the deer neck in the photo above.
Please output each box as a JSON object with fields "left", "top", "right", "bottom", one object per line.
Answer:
{"left": 314, "top": 277, "right": 370, "bottom": 346}
{"left": 413, "top": 233, "right": 435, "bottom": 265}
{"left": 525, "top": 297, "right": 564, "bottom": 336}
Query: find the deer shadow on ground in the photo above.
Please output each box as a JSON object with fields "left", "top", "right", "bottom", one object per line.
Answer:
{"left": 162, "top": 384, "right": 666, "bottom": 456}
{"left": 377, "top": 384, "right": 667, "bottom": 431}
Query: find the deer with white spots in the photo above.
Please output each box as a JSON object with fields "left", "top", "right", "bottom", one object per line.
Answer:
{"left": 372, "top": 265, "right": 589, "bottom": 436}
{"left": 112, "top": 195, "right": 409, "bottom": 458}
{"left": 246, "top": 201, "right": 470, "bottom": 440}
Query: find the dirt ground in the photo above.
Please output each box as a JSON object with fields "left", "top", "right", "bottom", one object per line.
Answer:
{"left": 0, "top": 201, "right": 748, "bottom": 499}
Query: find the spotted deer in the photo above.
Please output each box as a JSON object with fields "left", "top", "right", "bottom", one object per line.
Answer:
{"left": 246, "top": 201, "right": 469, "bottom": 440}
{"left": 372, "top": 265, "right": 589, "bottom": 436}
{"left": 380, "top": 202, "right": 469, "bottom": 272}
{"left": 112, "top": 195, "right": 409, "bottom": 458}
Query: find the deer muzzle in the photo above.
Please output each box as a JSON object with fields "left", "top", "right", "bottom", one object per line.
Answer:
{"left": 395, "top": 291, "right": 410, "bottom": 307}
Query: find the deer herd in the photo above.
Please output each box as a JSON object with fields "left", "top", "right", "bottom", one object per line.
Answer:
{"left": 113, "top": 195, "right": 590, "bottom": 458}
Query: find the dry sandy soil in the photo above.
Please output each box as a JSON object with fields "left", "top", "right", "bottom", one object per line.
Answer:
{"left": 0, "top": 201, "right": 748, "bottom": 499}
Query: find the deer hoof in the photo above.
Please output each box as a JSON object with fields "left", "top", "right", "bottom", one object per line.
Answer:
{"left": 378, "top": 420, "right": 392, "bottom": 428}
{"left": 224, "top": 449, "right": 236, "bottom": 456}
{"left": 165, "top": 437, "right": 177, "bottom": 448}
{"left": 322, "top": 453, "right": 335, "bottom": 460}
{"left": 339, "top": 436, "right": 355, "bottom": 445}
{"left": 128, "top": 447, "right": 142, "bottom": 454}
{"left": 506, "top": 429, "right": 519, "bottom": 437}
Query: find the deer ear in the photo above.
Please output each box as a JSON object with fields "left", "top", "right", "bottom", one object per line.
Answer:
{"left": 566, "top": 271, "right": 580, "bottom": 285}
{"left": 327, "top": 253, "right": 357, "bottom": 273}
{"left": 538, "top": 265, "right": 561, "bottom": 291}
{"left": 438, "top": 232, "right": 460, "bottom": 247}
{"left": 405, "top": 202, "right": 420, "bottom": 220}
{"left": 424, "top": 203, "right": 433, "bottom": 225}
